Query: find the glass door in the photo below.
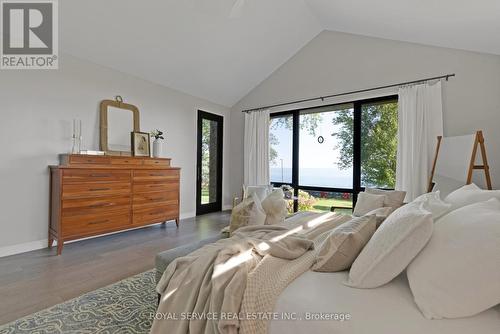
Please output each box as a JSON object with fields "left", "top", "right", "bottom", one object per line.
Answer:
{"left": 196, "top": 110, "right": 223, "bottom": 215}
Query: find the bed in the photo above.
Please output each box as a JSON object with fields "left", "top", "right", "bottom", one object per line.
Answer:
{"left": 154, "top": 186, "right": 500, "bottom": 334}
{"left": 271, "top": 271, "right": 500, "bottom": 334}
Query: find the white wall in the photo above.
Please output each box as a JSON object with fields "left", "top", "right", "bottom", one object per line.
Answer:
{"left": 0, "top": 54, "right": 231, "bottom": 256}
{"left": 229, "top": 30, "right": 500, "bottom": 200}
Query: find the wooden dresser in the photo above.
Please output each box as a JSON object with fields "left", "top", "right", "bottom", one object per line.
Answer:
{"left": 49, "top": 154, "right": 180, "bottom": 255}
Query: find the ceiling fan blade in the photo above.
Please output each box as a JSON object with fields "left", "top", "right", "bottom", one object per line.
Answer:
{"left": 229, "top": 0, "right": 246, "bottom": 18}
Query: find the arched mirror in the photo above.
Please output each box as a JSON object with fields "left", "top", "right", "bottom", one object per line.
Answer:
{"left": 100, "top": 96, "right": 140, "bottom": 156}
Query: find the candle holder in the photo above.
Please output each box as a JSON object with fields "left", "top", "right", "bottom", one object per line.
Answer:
{"left": 71, "top": 119, "right": 82, "bottom": 154}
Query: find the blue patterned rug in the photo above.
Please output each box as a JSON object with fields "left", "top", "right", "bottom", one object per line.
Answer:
{"left": 0, "top": 270, "right": 157, "bottom": 334}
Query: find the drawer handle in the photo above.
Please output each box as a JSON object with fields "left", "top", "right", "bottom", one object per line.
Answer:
{"left": 90, "top": 174, "right": 112, "bottom": 178}
{"left": 149, "top": 173, "right": 163, "bottom": 176}
{"left": 88, "top": 220, "right": 109, "bottom": 225}
{"left": 150, "top": 211, "right": 164, "bottom": 215}
{"left": 90, "top": 187, "right": 111, "bottom": 191}
{"left": 89, "top": 203, "right": 112, "bottom": 208}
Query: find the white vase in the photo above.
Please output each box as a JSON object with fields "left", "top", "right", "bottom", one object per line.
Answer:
{"left": 153, "top": 139, "right": 162, "bottom": 158}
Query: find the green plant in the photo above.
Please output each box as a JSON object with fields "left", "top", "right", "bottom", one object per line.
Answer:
{"left": 298, "top": 190, "right": 317, "bottom": 211}
{"left": 287, "top": 190, "right": 318, "bottom": 212}
{"left": 151, "top": 129, "right": 165, "bottom": 140}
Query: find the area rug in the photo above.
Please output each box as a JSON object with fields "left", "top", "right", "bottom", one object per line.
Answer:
{"left": 0, "top": 270, "right": 157, "bottom": 334}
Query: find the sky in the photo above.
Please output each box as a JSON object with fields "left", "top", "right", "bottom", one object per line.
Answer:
{"left": 270, "top": 110, "right": 354, "bottom": 187}
{"left": 270, "top": 110, "right": 353, "bottom": 169}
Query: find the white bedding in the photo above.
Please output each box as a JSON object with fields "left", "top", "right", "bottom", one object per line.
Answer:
{"left": 270, "top": 271, "right": 500, "bottom": 334}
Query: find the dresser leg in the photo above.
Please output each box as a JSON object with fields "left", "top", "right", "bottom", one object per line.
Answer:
{"left": 57, "top": 240, "right": 64, "bottom": 255}
{"left": 48, "top": 235, "right": 54, "bottom": 249}
{"left": 175, "top": 217, "right": 179, "bottom": 228}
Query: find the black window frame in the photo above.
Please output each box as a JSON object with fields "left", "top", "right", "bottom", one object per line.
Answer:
{"left": 270, "top": 95, "right": 398, "bottom": 212}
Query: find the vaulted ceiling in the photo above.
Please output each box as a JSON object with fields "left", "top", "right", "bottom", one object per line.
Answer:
{"left": 61, "top": 0, "right": 500, "bottom": 107}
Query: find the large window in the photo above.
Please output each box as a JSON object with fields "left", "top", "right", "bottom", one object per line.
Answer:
{"left": 299, "top": 104, "right": 353, "bottom": 188}
{"left": 270, "top": 115, "right": 293, "bottom": 184}
{"left": 360, "top": 100, "right": 398, "bottom": 189}
{"left": 269, "top": 96, "right": 398, "bottom": 213}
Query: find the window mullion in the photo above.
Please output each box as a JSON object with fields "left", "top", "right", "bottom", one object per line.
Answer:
{"left": 292, "top": 110, "right": 300, "bottom": 212}
{"left": 353, "top": 102, "right": 362, "bottom": 206}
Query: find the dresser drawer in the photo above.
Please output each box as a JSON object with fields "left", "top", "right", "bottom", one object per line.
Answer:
{"left": 133, "top": 205, "right": 178, "bottom": 225}
{"left": 133, "top": 191, "right": 178, "bottom": 210}
{"left": 62, "top": 182, "right": 131, "bottom": 199}
{"left": 63, "top": 169, "right": 131, "bottom": 183}
{"left": 69, "top": 155, "right": 111, "bottom": 165}
{"left": 143, "top": 159, "right": 170, "bottom": 167}
{"left": 62, "top": 211, "right": 131, "bottom": 237}
{"left": 62, "top": 196, "right": 131, "bottom": 217}
{"left": 133, "top": 181, "right": 178, "bottom": 193}
{"left": 133, "top": 169, "right": 179, "bottom": 182}
{"left": 110, "top": 158, "right": 143, "bottom": 166}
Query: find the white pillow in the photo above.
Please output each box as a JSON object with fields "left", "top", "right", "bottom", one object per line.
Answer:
{"left": 243, "top": 185, "right": 273, "bottom": 201}
{"left": 261, "top": 189, "right": 288, "bottom": 225}
{"left": 407, "top": 198, "right": 500, "bottom": 319}
{"left": 365, "top": 188, "right": 406, "bottom": 209}
{"left": 353, "top": 192, "right": 385, "bottom": 216}
{"left": 413, "top": 191, "right": 451, "bottom": 220}
{"left": 364, "top": 206, "right": 393, "bottom": 227}
{"left": 444, "top": 183, "right": 500, "bottom": 210}
{"left": 229, "top": 193, "right": 266, "bottom": 234}
{"left": 346, "top": 202, "right": 433, "bottom": 288}
{"left": 312, "top": 215, "right": 376, "bottom": 272}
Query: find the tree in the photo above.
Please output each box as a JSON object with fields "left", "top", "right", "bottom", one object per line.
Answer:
{"left": 269, "top": 132, "right": 279, "bottom": 166}
{"left": 332, "top": 102, "right": 398, "bottom": 188}
{"left": 201, "top": 119, "right": 217, "bottom": 202}
{"left": 269, "top": 114, "right": 322, "bottom": 166}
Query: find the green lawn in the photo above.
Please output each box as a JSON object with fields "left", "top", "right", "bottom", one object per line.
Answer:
{"left": 201, "top": 188, "right": 209, "bottom": 204}
{"left": 206, "top": 187, "right": 352, "bottom": 215}
{"left": 311, "top": 197, "right": 353, "bottom": 214}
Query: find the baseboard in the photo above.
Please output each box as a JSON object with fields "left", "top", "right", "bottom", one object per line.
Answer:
{"left": 222, "top": 205, "right": 232, "bottom": 211}
{"left": 180, "top": 211, "right": 196, "bottom": 219}
{"left": 0, "top": 212, "right": 198, "bottom": 258}
{"left": 0, "top": 239, "right": 51, "bottom": 258}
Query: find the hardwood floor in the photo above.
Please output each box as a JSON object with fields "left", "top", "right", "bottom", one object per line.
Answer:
{"left": 0, "top": 211, "right": 230, "bottom": 325}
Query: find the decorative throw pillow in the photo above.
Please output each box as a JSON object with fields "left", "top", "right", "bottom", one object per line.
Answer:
{"left": 243, "top": 185, "right": 273, "bottom": 201}
{"left": 366, "top": 188, "right": 406, "bottom": 210}
{"left": 345, "top": 202, "right": 433, "bottom": 288}
{"left": 312, "top": 215, "right": 376, "bottom": 272}
{"left": 352, "top": 192, "right": 385, "bottom": 216}
{"left": 229, "top": 193, "right": 266, "bottom": 234}
{"left": 444, "top": 183, "right": 500, "bottom": 210}
{"left": 364, "top": 206, "right": 393, "bottom": 227}
{"left": 412, "top": 191, "right": 451, "bottom": 220}
{"left": 407, "top": 198, "right": 500, "bottom": 319}
{"left": 261, "top": 189, "right": 288, "bottom": 225}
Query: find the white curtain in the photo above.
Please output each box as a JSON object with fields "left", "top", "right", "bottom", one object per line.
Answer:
{"left": 396, "top": 81, "right": 443, "bottom": 201}
{"left": 244, "top": 110, "right": 271, "bottom": 186}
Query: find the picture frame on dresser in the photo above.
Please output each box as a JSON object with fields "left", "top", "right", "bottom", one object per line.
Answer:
{"left": 131, "top": 131, "right": 151, "bottom": 157}
{"left": 48, "top": 154, "right": 180, "bottom": 255}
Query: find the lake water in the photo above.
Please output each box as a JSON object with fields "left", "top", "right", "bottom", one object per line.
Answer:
{"left": 270, "top": 167, "right": 352, "bottom": 188}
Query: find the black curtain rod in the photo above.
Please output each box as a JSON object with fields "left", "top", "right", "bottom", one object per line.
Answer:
{"left": 241, "top": 73, "right": 455, "bottom": 113}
